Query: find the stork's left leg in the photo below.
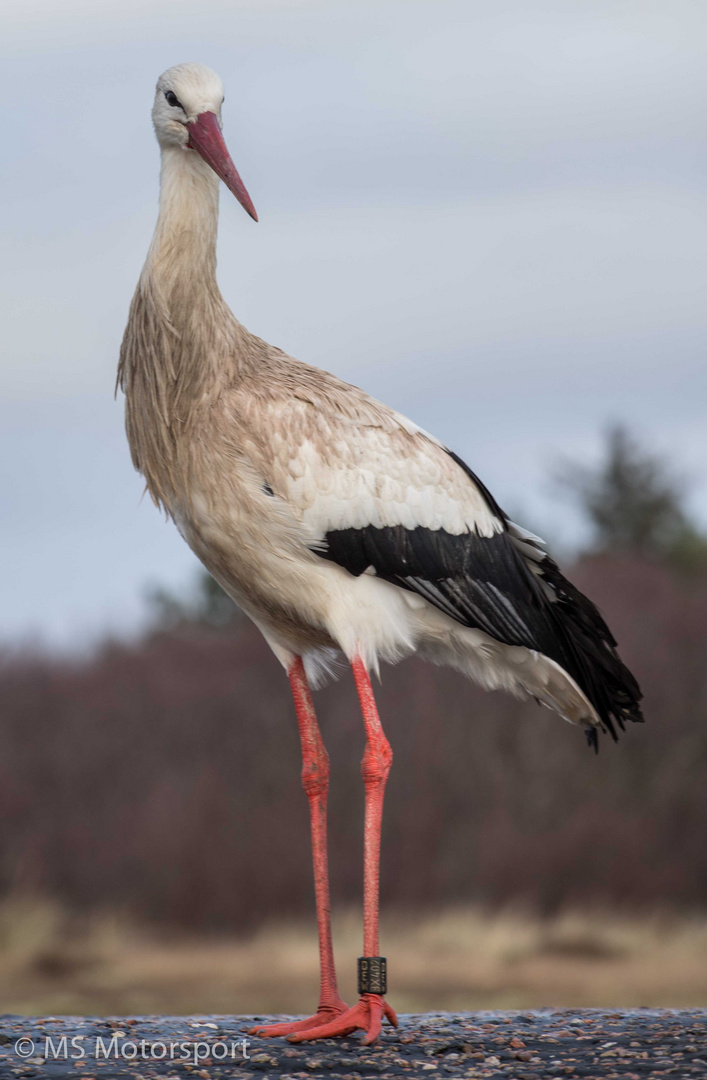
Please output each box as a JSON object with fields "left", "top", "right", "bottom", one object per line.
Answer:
{"left": 288, "top": 657, "right": 398, "bottom": 1045}
{"left": 250, "top": 657, "right": 348, "bottom": 1038}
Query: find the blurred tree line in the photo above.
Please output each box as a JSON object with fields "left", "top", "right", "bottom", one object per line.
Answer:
{"left": 556, "top": 424, "right": 707, "bottom": 574}
{"left": 1, "top": 425, "right": 706, "bottom": 929}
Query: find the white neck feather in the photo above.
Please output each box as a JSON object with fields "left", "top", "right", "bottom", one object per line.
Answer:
{"left": 118, "top": 143, "right": 245, "bottom": 509}
{"left": 147, "top": 146, "right": 221, "bottom": 289}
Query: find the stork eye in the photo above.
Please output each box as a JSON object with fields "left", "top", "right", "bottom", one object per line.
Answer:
{"left": 165, "top": 90, "right": 182, "bottom": 109}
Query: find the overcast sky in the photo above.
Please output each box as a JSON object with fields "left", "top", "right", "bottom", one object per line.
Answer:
{"left": 2, "top": 0, "right": 706, "bottom": 648}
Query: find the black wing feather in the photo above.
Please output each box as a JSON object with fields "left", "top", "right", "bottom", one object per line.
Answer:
{"left": 317, "top": 450, "right": 643, "bottom": 743}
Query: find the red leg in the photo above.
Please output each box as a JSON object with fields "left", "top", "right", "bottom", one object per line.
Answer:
{"left": 250, "top": 658, "right": 348, "bottom": 1037}
{"left": 288, "top": 657, "right": 397, "bottom": 1045}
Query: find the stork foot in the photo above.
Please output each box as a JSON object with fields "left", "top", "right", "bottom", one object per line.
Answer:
{"left": 250, "top": 998, "right": 349, "bottom": 1038}
{"left": 286, "top": 993, "right": 398, "bottom": 1045}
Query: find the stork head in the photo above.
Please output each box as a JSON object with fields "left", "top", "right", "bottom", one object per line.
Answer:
{"left": 152, "top": 62, "right": 257, "bottom": 221}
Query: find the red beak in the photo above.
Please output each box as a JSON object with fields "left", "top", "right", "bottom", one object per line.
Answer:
{"left": 187, "top": 111, "right": 258, "bottom": 222}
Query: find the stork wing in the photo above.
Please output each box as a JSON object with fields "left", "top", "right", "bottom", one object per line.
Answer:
{"left": 231, "top": 370, "right": 641, "bottom": 739}
{"left": 235, "top": 377, "right": 572, "bottom": 649}
{"left": 234, "top": 373, "right": 506, "bottom": 552}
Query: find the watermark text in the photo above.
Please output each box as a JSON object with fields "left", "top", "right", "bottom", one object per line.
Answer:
{"left": 14, "top": 1033, "right": 250, "bottom": 1065}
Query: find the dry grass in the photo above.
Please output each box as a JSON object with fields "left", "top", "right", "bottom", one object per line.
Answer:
{"left": 2, "top": 898, "right": 707, "bottom": 1016}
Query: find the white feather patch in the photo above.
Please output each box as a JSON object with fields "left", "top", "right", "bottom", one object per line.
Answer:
{"left": 283, "top": 428, "right": 502, "bottom": 539}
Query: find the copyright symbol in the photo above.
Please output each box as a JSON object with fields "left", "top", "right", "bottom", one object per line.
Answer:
{"left": 15, "top": 1039, "right": 34, "bottom": 1058}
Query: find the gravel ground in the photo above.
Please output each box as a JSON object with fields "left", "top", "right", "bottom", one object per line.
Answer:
{"left": 0, "top": 1011, "right": 705, "bottom": 1079}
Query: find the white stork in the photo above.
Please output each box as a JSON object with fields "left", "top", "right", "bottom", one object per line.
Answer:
{"left": 118, "top": 63, "right": 642, "bottom": 1044}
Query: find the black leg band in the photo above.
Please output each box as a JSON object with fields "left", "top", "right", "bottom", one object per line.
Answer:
{"left": 358, "top": 956, "right": 387, "bottom": 995}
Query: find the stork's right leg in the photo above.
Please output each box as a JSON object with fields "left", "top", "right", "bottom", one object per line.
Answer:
{"left": 250, "top": 657, "right": 348, "bottom": 1037}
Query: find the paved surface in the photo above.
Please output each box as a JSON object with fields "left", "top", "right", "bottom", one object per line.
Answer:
{"left": 0, "top": 1011, "right": 705, "bottom": 1079}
